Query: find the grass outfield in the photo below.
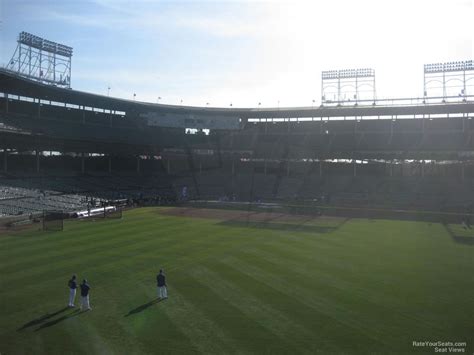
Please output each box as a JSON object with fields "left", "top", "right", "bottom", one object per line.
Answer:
{"left": 0, "top": 207, "right": 473, "bottom": 354}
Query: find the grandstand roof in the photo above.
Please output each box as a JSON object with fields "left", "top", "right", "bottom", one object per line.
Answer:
{"left": 1, "top": 68, "right": 474, "bottom": 119}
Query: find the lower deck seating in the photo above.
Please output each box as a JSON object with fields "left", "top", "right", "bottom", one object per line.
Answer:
{"left": 1, "top": 171, "right": 473, "bottom": 217}
{"left": 0, "top": 173, "right": 176, "bottom": 217}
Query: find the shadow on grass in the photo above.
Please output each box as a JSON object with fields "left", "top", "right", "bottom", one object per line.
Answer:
{"left": 33, "top": 309, "right": 84, "bottom": 331}
{"left": 17, "top": 307, "right": 69, "bottom": 331}
{"left": 217, "top": 219, "right": 339, "bottom": 234}
{"left": 442, "top": 223, "right": 474, "bottom": 245}
{"left": 124, "top": 298, "right": 164, "bottom": 317}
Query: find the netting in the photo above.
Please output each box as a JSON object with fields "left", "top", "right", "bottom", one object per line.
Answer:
{"left": 105, "top": 207, "right": 122, "bottom": 219}
{"left": 42, "top": 210, "right": 64, "bottom": 231}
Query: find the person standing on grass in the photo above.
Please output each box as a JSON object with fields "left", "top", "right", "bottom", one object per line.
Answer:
{"left": 157, "top": 269, "right": 168, "bottom": 299}
{"left": 80, "top": 279, "right": 92, "bottom": 311}
{"left": 68, "top": 274, "right": 78, "bottom": 307}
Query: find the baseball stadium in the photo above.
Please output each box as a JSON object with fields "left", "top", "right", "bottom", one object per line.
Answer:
{"left": 1, "top": 29, "right": 473, "bottom": 354}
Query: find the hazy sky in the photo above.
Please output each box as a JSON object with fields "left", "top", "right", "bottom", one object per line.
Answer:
{"left": 1, "top": 0, "right": 473, "bottom": 107}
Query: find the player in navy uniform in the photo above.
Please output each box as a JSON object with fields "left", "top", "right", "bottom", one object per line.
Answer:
{"left": 68, "top": 275, "right": 77, "bottom": 307}
{"left": 80, "top": 279, "right": 92, "bottom": 311}
{"left": 157, "top": 269, "right": 168, "bottom": 299}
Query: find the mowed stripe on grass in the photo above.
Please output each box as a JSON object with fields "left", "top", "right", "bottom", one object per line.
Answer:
{"left": 1, "top": 207, "right": 473, "bottom": 354}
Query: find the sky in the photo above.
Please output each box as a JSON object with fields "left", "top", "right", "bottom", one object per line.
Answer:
{"left": 1, "top": 0, "right": 473, "bottom": 108}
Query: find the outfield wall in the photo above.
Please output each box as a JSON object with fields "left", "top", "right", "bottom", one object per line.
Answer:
{"left": 186, "top": 200, "right": 473, "bottom": 224}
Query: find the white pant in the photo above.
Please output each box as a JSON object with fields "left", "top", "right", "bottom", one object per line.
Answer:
{"left": 81, "top": 295, "right": 91, "bottom": 310}
{"left": 68, "top": 289, "right": 76, "bottom": 306}
{"left": 158, "top": 286, "right": 168, "bottom": 299}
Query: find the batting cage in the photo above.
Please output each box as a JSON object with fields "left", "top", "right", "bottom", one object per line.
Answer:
{"left": 42, "top": 210, "right": 64, "bottom": 231}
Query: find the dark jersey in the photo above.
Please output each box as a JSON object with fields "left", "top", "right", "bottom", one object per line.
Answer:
{"left": 80, "top": 283, "right": 90, "bottom": 297}
{"left": 68, "top": 279, "right": 77, "bottom": 289}
{"left": 157, "top": 274, "right": 166, "bottom": 287}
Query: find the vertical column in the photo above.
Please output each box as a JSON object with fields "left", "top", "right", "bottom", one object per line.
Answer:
{"left": 463, "top": 68, "right": 466, "bottom": 100}
{"left": 3, "top": 149, "right": 7, "bottom": 172}
{"left": 18, "top": 45, "right": 22, "bottom": 72}
{"left": 28, "top": 46, "right": 32, "bottom": 76}
{"left": 337, "top": 76, "right": 341, "bottom": 102}
{"left": 442, "top": 70, "right": 446, "bottom": 100}
{"left": 39, "top": 50, "right": 42, "bottom": 79}
{"left": 53, "top": 52, "right": 56, "bottom": 82}
{"left": 423, "top": 71, "right": 426, "bottom": 99}
{"left": 389, "top": 120, "right": 393, "bottom": 144}
{"left": 321, "top": 75, "right": 324, "bottom": 103}
{"left": 68, "top": 56, "right": 72, "bottom": 87}
{"left": 36, "top": 150, "right": 40, "bottom": 173}
{"left": 355, "top": 75, "right": 358, "bottom": 103}
{"left": 373, "top": 75, "right": 376, "bottom": 102}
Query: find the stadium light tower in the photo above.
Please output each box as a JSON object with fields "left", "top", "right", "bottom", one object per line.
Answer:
{"left": 6, "top": 31, "right": 73, "bottom": 88}
{"left": 424, "top": 60, "right": 473, "bottom": 101}
{"left": 321, "top": 68, "right": 376, "bottom": 105}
